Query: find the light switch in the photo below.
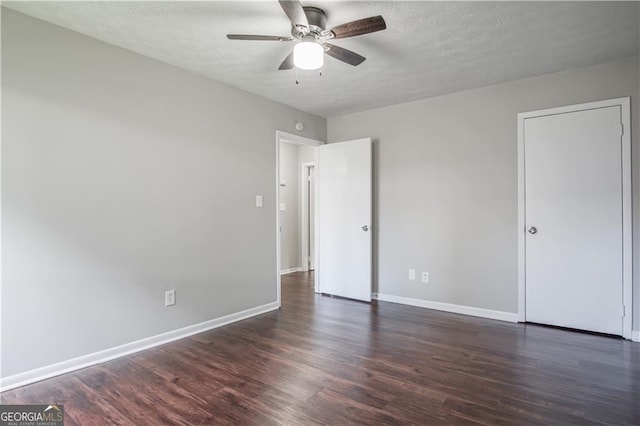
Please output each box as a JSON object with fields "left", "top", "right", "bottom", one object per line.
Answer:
{"left": 280, "top": 203, "right": 286, "bottom": 211}
{"left": 256, "top": 195, "right": 263, "bottom": 208}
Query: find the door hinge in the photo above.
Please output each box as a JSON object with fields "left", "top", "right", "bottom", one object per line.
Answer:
{"left": 622, "top": 304, "right": 625, "bottom": 317}
{"left": 620, "top": 123, "right": 624, "bottom": 136}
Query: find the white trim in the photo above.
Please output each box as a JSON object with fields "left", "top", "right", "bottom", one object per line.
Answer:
{"left": 632, "top": 330, "right": 640, "bottom": 343}
{"left": 313, "top": 147, "right": 320, "bottom": 293}
{"left": 280, "top": 267, "right": 302, "bottom": 275}
{"left": 0, "top": 302, "right": 279, "bottom": 392}
{"left": 276, "top": 130, "right": 323, "bottom": 303}
{"left": 518, "top": 98, "right": 631, "bottom": 120}
{"left": 517, "top": 97, "right": 633, "bottom": 339}
{"left": 619, "top": 97, "right": 632, "bottom": 340}
{"left": 278, "top": 131, "right": 322, "bottom": 147}
{"left": 517, "top": 114, "right": 526, "bottom": 322}
{"left": 374, "top": 293, "right": 518, "bottom": 323}
{"left": 276, "top": 134, "right": 281, "bottom": 307}
{"left": 0, "top": 6, "right": 4, "bottom": 384}
{"left": 300, "top": 162, "right": 315, "bottom": 273}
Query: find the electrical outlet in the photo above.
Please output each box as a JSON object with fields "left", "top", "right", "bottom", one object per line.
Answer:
{"left": 409, "top": 269, "right": 416, "bottom": 280}
{"left": 165, "top": 290, "right": 176, "bottom": 306}
{"left": 422, "top": 272, "right": 429, "bottom": 283}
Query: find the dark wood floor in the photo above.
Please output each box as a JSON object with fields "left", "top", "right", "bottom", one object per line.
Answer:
{"left": 3, "top": 272, "right": 639, "bottom": 425}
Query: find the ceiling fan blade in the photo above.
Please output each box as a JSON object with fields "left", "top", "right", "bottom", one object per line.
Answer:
{"left": 279, "top": 52, "right": 295, "bottom": 70}
{"left": 329, "top": 15, "right": 386, "bottom": 39}
{"left": 323, "top": 43, "right": 366, "bottom": 66}
{"left": 278, "top": 0, "right": 309, "bottom": 30}
{"left": 227, "top": 34, "right": 292, "bottom": 42}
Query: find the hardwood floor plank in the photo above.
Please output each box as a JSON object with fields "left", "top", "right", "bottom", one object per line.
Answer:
{"left": 2, "top": 271, "right": 639, "bottom": 425}
{"left": 305, "top": 388, "right": 401, "bottom": 425}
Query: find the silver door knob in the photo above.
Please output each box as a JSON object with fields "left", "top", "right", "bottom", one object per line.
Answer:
{"left": 362, "top": 225, "right": 369, "bottom": 232}
{"left": 527, "top": 226, "right": 537, "bottom": 234}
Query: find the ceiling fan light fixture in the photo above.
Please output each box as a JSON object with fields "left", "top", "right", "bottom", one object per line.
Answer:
{"left": 293, "top": 41, "right": 324, "bottom": 70}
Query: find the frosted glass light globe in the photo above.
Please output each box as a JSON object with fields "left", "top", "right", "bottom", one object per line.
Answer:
{"left": 293, "top": 42, "right": 324, "bottom": 70}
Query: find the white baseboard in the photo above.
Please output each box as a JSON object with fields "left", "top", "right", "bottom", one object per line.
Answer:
{"left": 280, "top": 267, "right": 302, "bottom": 275}
{"left": 0, "top": 301, "right": 279, "bottom": 392}
{"left": 373, "top": 293, "right": 518, "bottom": 323}
{"left": 632, "top": 330, "right": 640, "bottom": 342}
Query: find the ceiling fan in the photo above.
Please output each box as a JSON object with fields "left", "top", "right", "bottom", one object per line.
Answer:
{"left": 226, "top": 0, "right": 386, "bottom": 70}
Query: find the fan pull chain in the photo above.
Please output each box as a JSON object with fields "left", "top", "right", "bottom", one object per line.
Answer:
{"left": 295, "top": 68, "right": 299, "bottom": 85}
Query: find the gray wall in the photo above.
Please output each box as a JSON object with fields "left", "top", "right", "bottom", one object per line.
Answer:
{"left": 1, "top": 9, "right": 326, "bottom": 378}
{"left": 328, "top": 57, "right": 640, "bottom": 330}
{"left": 279, "top": 142, "right": 299, "bottom": 270}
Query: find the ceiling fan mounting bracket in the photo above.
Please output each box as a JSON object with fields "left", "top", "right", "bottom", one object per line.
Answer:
{"left": 303, "top": 7, "right": 326, "bottom": 31}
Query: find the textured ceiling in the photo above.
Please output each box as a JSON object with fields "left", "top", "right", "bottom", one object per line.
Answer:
{"left": 4, "top": 1, "right": 639, "bottom": 117}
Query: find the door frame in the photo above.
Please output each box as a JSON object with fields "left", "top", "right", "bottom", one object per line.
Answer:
{"left": 517, "top": 97, "right": 632, "bottom": 339}
{"left": 276, "top": 130, "right": 323, "bottom": 307}
{"left": 300, "top": 162, "right": 315, "bottom": 272}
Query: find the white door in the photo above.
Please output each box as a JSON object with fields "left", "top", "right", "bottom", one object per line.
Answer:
{"left": 317, "top": 138, "right": 372, "bottom": 302}
{"left": 523, "top": 105, "right": 625, "bottom": 335}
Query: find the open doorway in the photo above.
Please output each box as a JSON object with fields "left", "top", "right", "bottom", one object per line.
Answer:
{"left": 276, "top": 131, "right": 322, "bottom": 306}
{"left": 300, "top": 162, "right": 315, "bottom": 272}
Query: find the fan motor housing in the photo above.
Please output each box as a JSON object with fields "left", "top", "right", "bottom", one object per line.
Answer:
{"left": 292, "top": 6, "right": 327, "bottom": 39}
